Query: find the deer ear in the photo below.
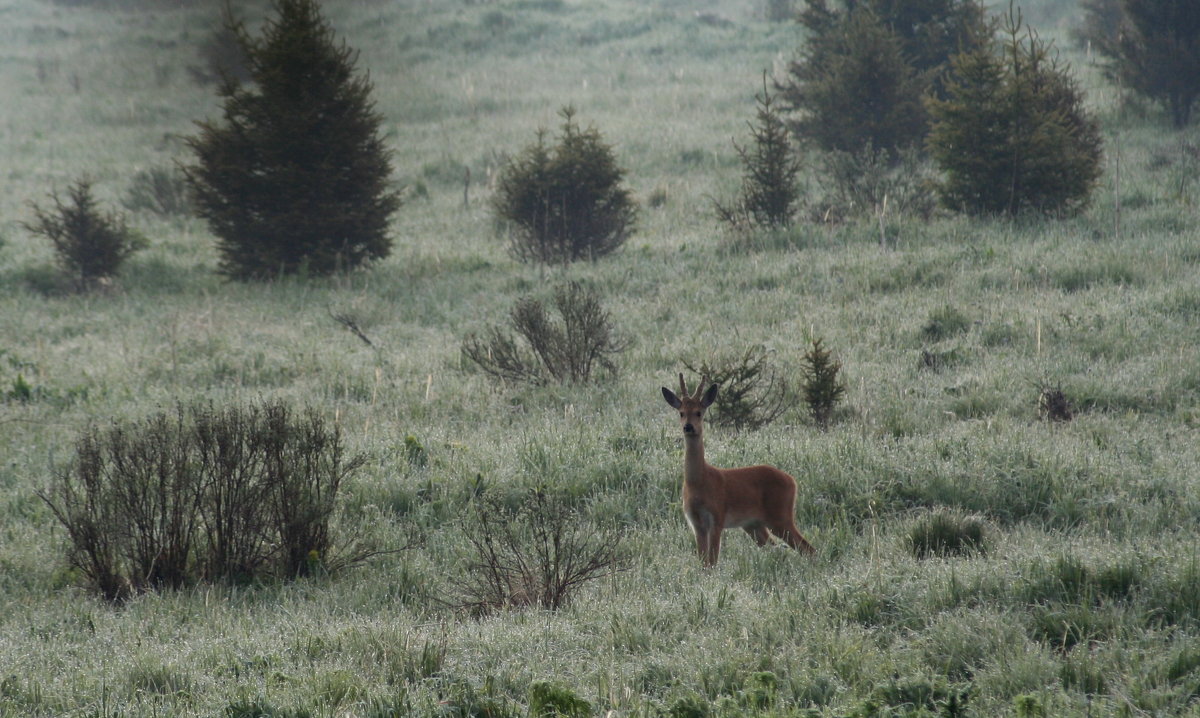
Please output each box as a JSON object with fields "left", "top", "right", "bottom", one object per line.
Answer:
{"left": 700, "top": 384, "right": 718, "bottom": 408}
{"left": 662, "top": 387, "right": 682, "bottom": 409}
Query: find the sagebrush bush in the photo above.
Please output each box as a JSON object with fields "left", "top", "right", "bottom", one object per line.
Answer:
{"left": 492, "top": 106, "right": 637, "bottom": 264}
{"left": 23, "top": 178, "right": 143, "bottom": 290}
{"left": 682, "top": 344, "right": 786, "bottom": 430}
{"left": 454, "top": 486, "right": 626, "bottom": 614}
{"left": 40, "top": 400, "right": 373, "bottom": 601}
{"left": 184, "top": 0, "right": 400, "bottom": 279}
{"left": 462, "top": 281, "right": 626, "bottom": 385}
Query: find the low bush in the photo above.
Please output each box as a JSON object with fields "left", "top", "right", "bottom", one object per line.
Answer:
{"left": 462, "top": 281, "right": 627, "bottom": 385}
{"left": 683, "top": 344, "right": 787, "bottom": 430}
{"left": 23, "top": 177, "right": 144, "bottom": 290}
{"left": 40, "top": 400, "right": 375, "bottom": 601}
{"left": 454, "top": 486, "right": 626, "bottom": 614}
{"left": 800, "top": 337, "right": 846, "bottom": 428}
{"left": 906, "top": 510, "right": 987, "bottom": 559}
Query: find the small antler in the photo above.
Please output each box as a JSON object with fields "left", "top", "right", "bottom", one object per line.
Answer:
{"left": 694, "top": 375, "right": 709, "bottom": 401}
{"left": 679, "top": 373, "right": 688, "bottom": 397}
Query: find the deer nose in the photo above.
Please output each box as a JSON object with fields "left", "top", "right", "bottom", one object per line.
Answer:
{"left": 683, "top": 423, "right": 696, "bottom": 434}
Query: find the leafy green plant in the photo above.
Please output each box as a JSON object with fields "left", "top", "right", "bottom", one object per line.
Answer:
{"left": 528, "top": 682, "right": 591, "bottom": 718}
{"left": 800, "top": 337, "right": 846, "bottom": 428}
{"left": 23, "top": 177, "right": 143, "bottom": 291}
{"left": 184, "top": 0, "right": 401, "bottom": 279}
{"left": 922, "top": 305, "right": 971, "bottom": 341}
{"left": 492, "top": 106, "right": 637, "bottom": 264}
{"left": 462, "top": 281, "right": 627, "bottom": 385}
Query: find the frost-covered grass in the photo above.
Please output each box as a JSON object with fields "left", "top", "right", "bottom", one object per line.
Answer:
{"left": 3, "top": 0, "right": 1200, "bottom": 715}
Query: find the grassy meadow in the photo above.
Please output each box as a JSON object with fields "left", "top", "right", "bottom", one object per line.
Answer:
{"left": 3, "top": 0, "right": 1200, "bottom": 715}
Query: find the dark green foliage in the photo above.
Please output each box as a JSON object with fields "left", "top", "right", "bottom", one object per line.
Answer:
{"left": 1082, "top": 0, "right": 1200, "bottom": 127}
{"left": 715, "top": 74, "right": 803, "bottom": 231}
{"left": 528, "top": 682, "right": 591, "bottom": 718}
{"left": 781, "top": 0, "right": 989, "bottom": 155}
{"left": 123, "top": 165, "right": 192, "bottom": 217}
{"left": 39, "top": 401, "right": 371, "bottom": 601}
{"left": 782, "top": 9, "right": 928, "bottom": 155}
{"left": 682, "top": 344, "right": 786, "bottom": 430}
{"left": 800, "top": 337, "right": 846, "bottom": 427}
{"left": 462, "top": 281, "right": 626, "bottom": 385}
{"left": 926, "top": 7, "right": 1104, "bottom": 216}
{"left": 23, "top": 178, "right": 143, "bottom": 290}
{"left": 184, "top": 0, "right": 400, "bottom": 279}
{"left": 906, "top": 510, "right": 987, "bottom": 558}
{"left": 455, "top": 487, "right": 626, "bottom": 614}
{"left": 492, "top": 106, "right": 637, "bottom": 264}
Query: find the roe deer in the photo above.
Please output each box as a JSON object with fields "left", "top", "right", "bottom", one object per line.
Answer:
{"left": 662, "top": 374, "right": 815, "bottom": 566}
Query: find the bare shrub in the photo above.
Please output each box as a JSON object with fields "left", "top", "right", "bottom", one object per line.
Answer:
{"left": 455, "top": 487, "right": 626, "bottom": 615}
{"left": 40, "top": 401, "right": 377, "bottom": 600}
{"left": 682, "top": 344, "right": 786, "bottom": 430}
{"left": 23, "top": 178, "right": 144, "bottom": 291}
{"left": 462, "top": 281, "right": 627, "bottom": 385}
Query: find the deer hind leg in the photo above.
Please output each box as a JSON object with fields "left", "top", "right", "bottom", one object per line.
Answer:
{"left": 744, "top": 525, "right": 772, "bottom": 546}
{"left": 771, "top": 521, "right": 816, "bottom": 556}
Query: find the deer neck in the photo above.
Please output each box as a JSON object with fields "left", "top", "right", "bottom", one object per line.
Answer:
{"left": 683, "top": 434, "right": 711, "bottom": 487}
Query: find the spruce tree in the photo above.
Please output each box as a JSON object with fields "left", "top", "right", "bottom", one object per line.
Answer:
{"left": 184, "top": 0, "right": 400, "bottom": 280}
{"left": 781, "top": 0, "right": 988, "bottom": 156}
{"left": 1113, "top": 0, "right": 1200, "bottom": 128}
{"left": 492, "top": 107, "right": 636, "bottom": 265}
{"left": 715, "top": 74, "right": 803, "bottom": 230}
{"left": 926, "top": 6, "right": 1103, "bottom": 216}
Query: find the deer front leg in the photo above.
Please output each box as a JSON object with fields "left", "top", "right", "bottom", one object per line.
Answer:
{"left": 688, "top": 506, "right": 722, "bottom": 567}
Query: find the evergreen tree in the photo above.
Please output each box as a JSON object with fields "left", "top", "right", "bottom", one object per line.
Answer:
{"left": 1114, "top": 0, "right": 1200, "bottom": 127}
{"left": 184, "top": 0, "right": 400, "bottom": 279}
{"left": 781, "top": 0, "right": 988, "bottom": 156}
{"left": 926, "top": 6, "right": 1103, "bottom": 216}
{"left": 492, "top": 107, "right": 636, "bottom": 265}
{"left": 715, "top": 74, "right": 803, "bottom": 230}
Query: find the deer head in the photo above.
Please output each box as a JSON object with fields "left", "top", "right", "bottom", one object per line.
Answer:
{"left": 662, "top": 373, "right": 718, "bottom": 438}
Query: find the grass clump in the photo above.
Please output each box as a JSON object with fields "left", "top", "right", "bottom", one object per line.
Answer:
{"left": 40, "top": 400, "right": 374, "bottom": 601}
{"left": 462, "top": 281, "right": 627, "bottom": 385}
{"left": 906, "top": 510, "right": 988, "bottom": 559}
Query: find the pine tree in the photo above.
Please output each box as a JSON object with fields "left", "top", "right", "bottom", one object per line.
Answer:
{"left": 781, "top": 0, "right": 988, "bottom": 156}
{"left": 184, "top": 0, "right": 400, "bottom": 280}
{"left": 1114, "top": 0, "right": 1200, "bottom": 128}
{"left": 715, "top": 74, "right": 803, "bottom": 230}
{"left": 926, "top": 6, "right": 1103, "bottom": 216}
{"left": 492, "top": 107, "right": 637, "bottom": 265}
